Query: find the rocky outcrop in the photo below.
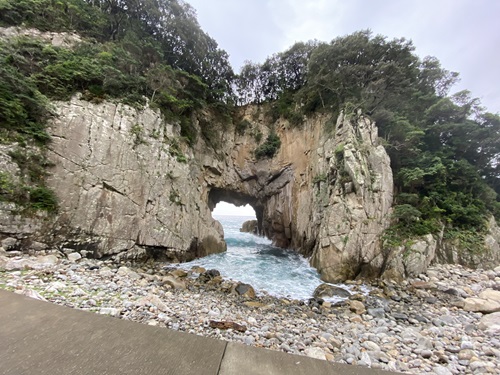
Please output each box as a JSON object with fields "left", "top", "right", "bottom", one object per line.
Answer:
{"left": 44, "top": 95, "right": 226, "bottom": 262}
{"left": 3, "top": 91, "right": 499, "bottom": 281}
{"left": 380, "top": 218, "right": 500, "bottom": 280}
{"left": 240, "top": 220, "right": 258, "bottom": 234}
{"left": 0, "top": 26, "right": 82, "bottom": 48}
{"left": 0, "top": 95, "right": 395, "bottom": 281}
{"left": 202, "top": 108, "right": 394, "bottom": 282}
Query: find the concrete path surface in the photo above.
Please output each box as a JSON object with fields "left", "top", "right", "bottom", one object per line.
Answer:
{"left": 0, "top": 290, "right": 399, "bottom": 375}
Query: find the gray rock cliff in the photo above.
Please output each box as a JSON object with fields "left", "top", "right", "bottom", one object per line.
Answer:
{"left": 2, "top": 93, "right": 499, "bottom": 281}
{"left": 41, "top": 99, "right": 394, "bottom": 282}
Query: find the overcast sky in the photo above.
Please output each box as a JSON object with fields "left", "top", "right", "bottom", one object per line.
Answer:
{"left": 213, "top": 202, "right": 256, "bottom": 216}
{"left": 188, "top": 0, "right": 499, "bottom": 114}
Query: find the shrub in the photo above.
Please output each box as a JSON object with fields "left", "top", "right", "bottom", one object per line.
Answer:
{"left": 255, "top": 131, "right": 281, "bottom": 159}
{"left": 236, "top": 119, "right": 251, "bottom": 135}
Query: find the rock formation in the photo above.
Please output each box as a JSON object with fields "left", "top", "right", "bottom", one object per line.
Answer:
{"left": 42, "top": 97, "right": 394, "bottom": 282}
{"left": 240, "top": 220, "right": 258, "bottom": 234}
{"left": 1, "top": 92, "right": 499, "bottom": 281}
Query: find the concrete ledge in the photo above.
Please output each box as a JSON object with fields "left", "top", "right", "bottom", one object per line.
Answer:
{"left": 0, "top": 290, "right": 398, "bottom": 375}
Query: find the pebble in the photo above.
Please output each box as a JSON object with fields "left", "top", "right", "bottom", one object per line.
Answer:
{"left": 1, "top": 257, "right": 500, "bottom": 374}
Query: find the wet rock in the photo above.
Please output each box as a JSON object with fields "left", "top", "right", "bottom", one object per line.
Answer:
{"left": 234, "top": 283, "right": 256, "bottom": 299}
{"left": 240, "top": 220, "right": 258, "bottom": 234}
{"left": 190, "top": 266, "right": 206, "bottom": 274}
{"left": 313, "top": 284, "right": 351, "bottom": 299}
{"left": 198, "top": 269, "right": 220, "bottom": 283}
{"left": 170, "top": 269, "right": 188, "bottom": 278}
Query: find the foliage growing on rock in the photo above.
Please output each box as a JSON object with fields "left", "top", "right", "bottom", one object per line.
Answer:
{"left": 255, "top": 131, "right": 281, "bottom": 159}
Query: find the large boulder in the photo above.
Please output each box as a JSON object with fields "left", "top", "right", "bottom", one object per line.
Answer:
{"left": 313, "top": 284, "right": 351, "bottom": 299}
{"left": 479, "top": 312, "right": 500, "bottom": 335}
{"left": 240, "top": 220, "right": 258, "bottom": 234}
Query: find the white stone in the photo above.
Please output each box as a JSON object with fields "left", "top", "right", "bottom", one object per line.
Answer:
{"left": 463, "top": 297, "right": 500, "bottom": 313}
{"left": 478, "top": 312, "right": 500, "bottom": 335}
{"left": 433, "top": 365, "right": 453, "bottom": 375}
{"left": 99, "top": 307, "right": 121, "bottom": 317}
{"left": 304, "top": 347, "right": 326, "bottom": 360}
{"left": 36, "top": 255, "right": 58, "bottom": 265}
{"left": 479, "top": 289, "right": 500, "bottom": 303}
{"left": 67, "top": 253, "right": 81, "bottom": 262}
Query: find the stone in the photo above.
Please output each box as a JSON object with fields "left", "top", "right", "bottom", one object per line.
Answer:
{"left": 243, "top": 301, "right": 267, "bottom": 308}
{"left": 239, "top": 219, "right": 258, "bottom": 234}
{"left": 479, "top": 289, "right": 500, "bottom": 303}
{"left": 1, "top": 237, "right": 18, "bottom": 250}
{"left": 432, "top": 365, "right": 453, "bottom": 375}
{"left": 478, "top": 311, "right": 500, "bottom": 335}
{"left": 36, "top": 255, "right": 58, "bottom": 265}
{"left": 198, "top": 269, "right": 221, "bottom": 283}
{"left": 117, "top": 266, "right": 140, "bottom": 280}
{"left": 170, "top": 269, "right": 188, "bottom": 278}
{"left": 457, "top": 349, "right": 475, "bottom": 361}
{"left": 367, "top": 308, "right": 385, "bottom": 318}
{"left": 421, "top": 350, "right": 433, "bottom": 359}
{"left": 234, "top": 283, "right": 256, "bottom": 299}
{"left": 99, "top": 266, "right": 114, "bottom": 278}
{"left": 191, "top": 266, "right": 206, "bottom": 274}
{"left": 99, "top": 307, "right": 121, "bottom": 317}
{"left": 162, "top": 276, "right": 186, "bottom": 290}
{"left": 392, "top": 313, "right": 409, "bottom": 321}
{"left": 313, "top": 284, "right": 351, "bottom": 299}
{"left": 29, "top": 241, "right": 48, "bottom": 251}
{"left": 209, "top": 320, "right": 247, "bottom": 332}
{"left": 304, "top": 347, "right": 326, "bottom": 360}
{"left": 67, "top": 252, "right": 81, "bottom": 262}
{"left": 349, "top": 300, "right": 366, "bottom": 315}
{"left": 463, "top": 297, "right": 500, "bottom": 313}
{"left": 411, "top": 281, "right": 436, "bottom": 290}
{"left": 362, "top": 340, "right": 380, "bottom": 352}
{"left": 21, "top": 288, "right": 47, "bottom": 301}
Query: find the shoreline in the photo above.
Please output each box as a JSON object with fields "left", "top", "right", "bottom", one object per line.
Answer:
{"left": 1, "top": 252, "right": 500, "bottom": 374}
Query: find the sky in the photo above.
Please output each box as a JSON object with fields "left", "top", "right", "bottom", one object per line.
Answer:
{"left": 213, "top": 202, "right": 256, "bottom": 216}
{"left": 188, "top": 0, "right": 500, "bottom": 114}
{"left": 189, "top": 0, "right": 499, "bottom": 216}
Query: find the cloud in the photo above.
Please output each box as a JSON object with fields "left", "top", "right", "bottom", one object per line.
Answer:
{"left": 188, "top": 0, "right": 500, "bottom": 112}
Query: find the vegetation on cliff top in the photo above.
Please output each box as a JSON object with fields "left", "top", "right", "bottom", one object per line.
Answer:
{"left": 0, "top": 0, "right": 498, "bottom": 247}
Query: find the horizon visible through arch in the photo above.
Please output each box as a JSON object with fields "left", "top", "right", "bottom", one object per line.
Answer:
{"left": 212, "top": 202, "right": 256, "bottom": 217}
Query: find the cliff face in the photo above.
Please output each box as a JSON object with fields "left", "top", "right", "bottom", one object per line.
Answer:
{"left": 1, "top": 94, "right": 499, "bottom": 281}
{"left": 42, "top": 98, "right": 393, "bottom": 282}
{"left": 46, "top": 96, "right": 226, "bottom": 262}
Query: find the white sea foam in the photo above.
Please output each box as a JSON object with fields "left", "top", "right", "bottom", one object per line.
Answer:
{"left": 178, "top": 215, "right": 355, "bottom": 302}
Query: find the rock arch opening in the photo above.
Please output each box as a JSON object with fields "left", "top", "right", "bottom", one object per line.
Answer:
{"left": 208, "top": 188, "right": 264, "bottom": 236}
{"left": 212, "top": 202, "right": 256, "bottom": 218}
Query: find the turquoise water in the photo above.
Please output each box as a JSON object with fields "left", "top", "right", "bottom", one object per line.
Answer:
{"left": 178, "top": 215, "right": 352, "bottom": 301}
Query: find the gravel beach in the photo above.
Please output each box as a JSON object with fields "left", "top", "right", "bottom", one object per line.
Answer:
{"left": 1, "top": 251, "right": 500, "bottom": 374}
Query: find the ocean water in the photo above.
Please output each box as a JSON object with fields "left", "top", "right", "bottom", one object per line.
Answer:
{"left": 177, "top": 215, "right": 353, "bottom": 302}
